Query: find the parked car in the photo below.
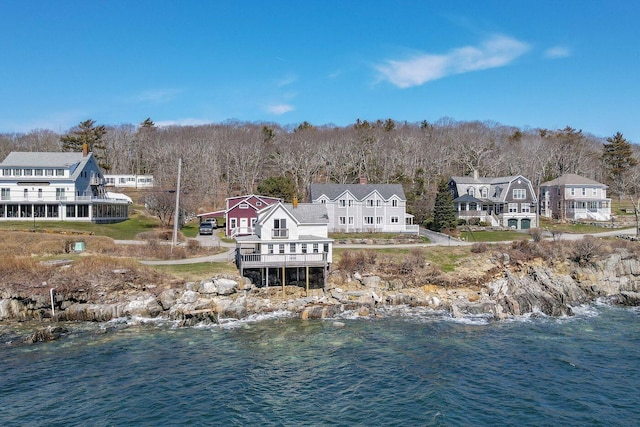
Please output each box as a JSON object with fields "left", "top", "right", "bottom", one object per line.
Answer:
{"left": 199, "top": 220, "right": 216, "bottom": 235}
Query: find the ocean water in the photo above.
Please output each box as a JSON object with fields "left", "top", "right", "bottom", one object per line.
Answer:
{"left": 1, "top": 304, "right": 639, "bottom": 427}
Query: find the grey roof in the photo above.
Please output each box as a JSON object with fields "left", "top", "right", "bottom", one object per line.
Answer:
{"left": 540, "top": 173, "right": 606, "bottom": 187}
{"left": 453, "top": 194, "right": 484, "bottom": 203}
{"left": 309, "top": 183, "right": 406, "bottom": 201}
{"left": 261, "top": 202, "right": 329, "bottom": 224}
{"left": 0, "top": 152, "right": 88, "bottom": 168}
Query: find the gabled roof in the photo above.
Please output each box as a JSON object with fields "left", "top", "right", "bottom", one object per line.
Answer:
{"left": 226, "top": 194, "right": 281, "bottom": 211}
{"left": 309, "top": 183, "right": 405, "bottom": 201}
{"left": 449, "top": 175, "right": 522, "bottom": 186}
{"left": 540, "top": 173, "right": 607, "bottom": 188}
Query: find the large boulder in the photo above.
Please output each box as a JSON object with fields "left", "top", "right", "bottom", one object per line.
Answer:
{"left": 198, "top": 278, "right": 238, "bottom": 295}
{"left": 123, "top": 295, "right": 163, "bottom": 317}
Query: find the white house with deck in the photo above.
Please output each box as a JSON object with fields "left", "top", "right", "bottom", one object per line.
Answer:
{"left": 539, "top": 174, "right": 611, "bottom": 221}
{"left": 0, "top": 147, "right": 129, "bottom": 222}
{"left": 309, "top": 181, "right": 418, "bottom": 234}
{"left": 235, "top": 200, "right": 332, "bottom": 291}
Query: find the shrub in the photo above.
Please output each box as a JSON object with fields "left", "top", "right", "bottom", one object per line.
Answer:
{"left": 529, "top": 228, "right": 544, "bottom": 243}
{"left": 571, "top": 236, "right": 605, "bottom": 266}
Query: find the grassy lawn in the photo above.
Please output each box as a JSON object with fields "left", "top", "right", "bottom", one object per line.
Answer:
{"left": 459, "top": 230, "right": 531, "bottom": 242}
{"left": 333, "top": 246, "right": 472, "bottom": 273}
{"left": 538, "top": 217, "right": 627, "bottom": 234}
{"left": 330, "top": 232, "right": 412, "bottom": 239}
{"left": 150, "top": 261, "right": 238, "bottom": 281}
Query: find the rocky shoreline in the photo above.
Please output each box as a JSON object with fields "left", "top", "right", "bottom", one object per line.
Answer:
{"left": 2, "top": 249, "right": 640, "bottom": 344}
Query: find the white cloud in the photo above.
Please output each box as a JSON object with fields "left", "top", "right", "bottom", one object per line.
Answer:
{"left": 276, "top": 75, "right": 297, "bottom": 88}
{"left": 376, "top": 35, "right": 530, "bottom": 88}
{"left": 544, "top": 46, "right": 571, "bottom": 59}
{"left": 266, "top": 104, "right": 295, "bottom": 115}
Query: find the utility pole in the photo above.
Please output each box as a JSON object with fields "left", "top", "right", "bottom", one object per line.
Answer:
{"left": 171, "top": 158, "right": 182, "bottom": 251}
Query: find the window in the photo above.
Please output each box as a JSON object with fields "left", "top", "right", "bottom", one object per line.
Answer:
{"left": 273, "top": 218, "right": 287, "bottom": 238}
{"left": 392, "top": 199, "right": 398, "bottom": 207}
{"left": 38, "top": 189, "right": 43, "bottom": 199}
{"left": 570, "top": 188, "right": 575, "bottom": 196}
{"left": 1, "top": 188, "right": 9, "bottom": 200}
{"left": 256, "top": 201, "right": 262, "bottom": 207}
{"left": 513, "top": 189, "right": 526, "bottom": 199}
{"left": 348, "top": 200, "right": 353, "bottom": 207}
{"left": 348, "top": 217, "right": 354, "bottom": 225}
{"left": 592, "top": 188, "right": 597, "bottom": 196}
{"left": 376, "top": 217, "right": 383, "bottom": 224}
{"left": 268, "top": 244, "right": 274, "bottom": 254}
{"left": 230, "top": 218, "right": 237, "bottom": 229}
{"left": 391, "top": 216, "right": 399, "bottom": 224}
{"left": 14, "top": 168, "right": 21, "bottom": 176}
{"left": 290, "top": 243, "right": 296, "bottom": 253}
{"left": 45, "top": 169, "right": 54, "bottom": 176}
{"left": 376, "top": 200, "right": 381, "bottom": 207}
{"left": 279, "top": 244, "right": 285, "bottom": 254}
{"left": 239, "top": 203, "right": 248, "bottom": 209}
{"left": 24, "top": 169, "right": 32, "bottom": 176}
{"left": 323, "top": 243, "right": 329, "bottom": 253}
{"left": 521, "top": 203, "right": 530, "bottom": 213}
{"left": 339, "top": 199, "right": 346, "bottom": 207}
{"left": 582, "top": 188, "right": 586, "bottom": 196}
{"left": 468, "top": 187, "right": 475, "bottom": 197}
{"left": 56, "top": 188, "right": 65, "bottom": 200}
{"left": 313, "top": 243, "right": 319, "bottom": 253}
{"left": 364, "top": 216, "right": 374, "bottom": 225}
{"left": 301, "top": 243, "right": 307, "bottom": 253}
{"left": 320, "top": 199, "right": 326, "bottom": 204}
{"left": 2, "top": 169, "right": 9, "bottom": 176}
{"left": 367, "top": 199, "right": 374, "bottom": 207}
{"left": 480, "top": 187, "right": 488, "bottom": 198}
{"left": 339, "top": 216, "right": 346, "bottom": 225}
{"left": 509, "top": 203, "right": 518, "bottom": 213}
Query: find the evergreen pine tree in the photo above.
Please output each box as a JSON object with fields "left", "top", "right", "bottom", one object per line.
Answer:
{"left": 603, "top": 132, "right": 638, "bottom": 198}
{"left": 432, "top": 179, "right": 457, "bottom": 232}
{"left": 60, "top": 119, "right": 109, "bottom": 170}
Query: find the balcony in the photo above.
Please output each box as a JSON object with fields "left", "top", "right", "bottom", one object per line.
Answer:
{"left": 238, "top": 252, "right": 328, "bottom": 269}
{"left": 271, "top": 228, "right": 289, "bottom": 239}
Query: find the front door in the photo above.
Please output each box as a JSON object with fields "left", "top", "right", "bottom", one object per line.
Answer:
{"left": 240, "top": 218, "right": 248, "bottom": 234}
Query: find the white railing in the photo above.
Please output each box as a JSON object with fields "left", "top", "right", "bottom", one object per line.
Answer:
{"left": 239, "top": 252, "right": 327, "bottom": 266}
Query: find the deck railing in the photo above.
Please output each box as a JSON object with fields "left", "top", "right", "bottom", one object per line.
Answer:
{"left": 238, "top": 252, "right": 327, "bottom": 268}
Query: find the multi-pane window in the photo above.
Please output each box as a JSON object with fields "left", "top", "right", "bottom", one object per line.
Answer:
{"left": 279, "top": 244, "right": 285, "bottom": 254}
{"left": 521, "top": 203, "right": 530, "bottom": 213}
{"left": 376, "top": 200, "right": 381, "bottom": 207}
{"left": 582, "top": 188, "right": 586, "bottom": 196}
{"left": 339, "top": 199, "right": 346, "bottom": 207}
{"left": 348, "top": 200, "right": 353, "bottom": 207}
{"left": 509, "top": 203, "right": 518, "bottom": 213}
{"left": 323, "top": 243, "right": 329, "bottom": 253}
{"left": 592, "top": 188, "right": 597, "bottom": 196}
{"left": 392, "top": 199, "right": 398, "bottom": 207}
{"left": 56, "top": 188, "right": 65, "bottom": 200}
{"left": 367, "top": 199, "right": 374, "bottom": 207}
{"left": 2, "top": 169, "right": 9, "bottom": 176}
{"left": 313, "top": 243, "right": 319, "bottom": 253}
{"left": 364, "top": 216, "right": 374, "bottom": 225}
{"left": 570, "top": 188, "right": 575, "bottom": 196}
{"left": 290, "top": 243, "right": 296, "bottom": 253}
{"left": 513, "top": 189, "right": 526, "bottom": 199}
{"left": 1, "top": 188, "right": 9, "bottom": 200}
{"left": 273, "top": 218, "right": 287, "bottom": 237}
{"left": 56, "top": 169, "right": 64, "bottom": 176}
{"left": 301, "top": 243, "right": 307, "bottom": 253}
{"left": 391, "top": 216, "right": 399, "bottom": 224}
{"left": 376, "top": 217, "right": 383, "bottom": 224}
{"left": 268, "top": 244, "right": 274, "bottom": 254}
{"left": 45, "top": 169, "right": 54, "bottom": 176}
{"left": 13, "top": 168, "right": 21, "bottom": 176}
{"left": 348, "top": 217, "right": 354, "bottom": 225}
{"left": 23, "top": 169, "right": 32, "bottom": 176}
{"left": 339, "top": 216, "right": 346, "bottom": 225}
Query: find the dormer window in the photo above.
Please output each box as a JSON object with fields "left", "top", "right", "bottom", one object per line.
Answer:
{"left": 239, "top": 203, "right": 249, "bottom": 209}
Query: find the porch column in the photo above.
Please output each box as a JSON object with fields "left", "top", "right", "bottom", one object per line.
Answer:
{"left": 282, "top": 266, "right": 285, "bottom": 297}
{"left": 305, "top": 266, "right": 309, "bottom": 295}
{"left": 265, "top": 267, "right": 269, "bottom": 288}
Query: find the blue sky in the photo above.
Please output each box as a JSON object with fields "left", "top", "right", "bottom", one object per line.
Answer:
{"left": 1, "top": 1, "right": 639, "bottom": 142}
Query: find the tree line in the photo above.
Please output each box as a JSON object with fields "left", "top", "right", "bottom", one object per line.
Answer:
{"left": 1, "top": 118, "right": 638, "bottom": 225}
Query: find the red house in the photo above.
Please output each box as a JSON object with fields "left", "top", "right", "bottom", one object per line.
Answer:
{"left": 199, "top": 194, "right": 281, "bottom": 238}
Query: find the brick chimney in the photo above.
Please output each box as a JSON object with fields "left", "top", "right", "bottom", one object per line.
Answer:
{"left": 82, "top": 143, "right": 89, "bottom": 157}
{"left": 359, "top": 176, "right": 368, "bottom": 185}
{"left": 292, "top": 196, "right": 298, "bottom": 208}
